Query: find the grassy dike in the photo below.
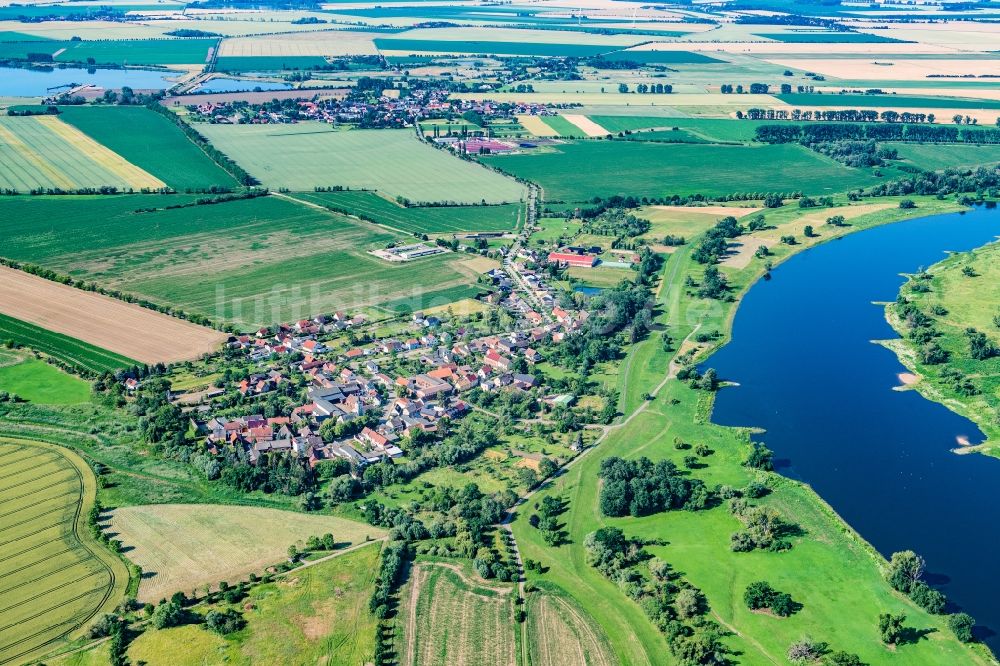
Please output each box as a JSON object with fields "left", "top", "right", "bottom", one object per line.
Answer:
{"left": 883, "top": 234, "right": 1000, "bottom": 458}
{"left": 511, "top": 196, "right": 997, "bottom": 665}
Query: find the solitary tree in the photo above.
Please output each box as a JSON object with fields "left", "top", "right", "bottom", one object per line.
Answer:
{"left": 878, "top": 612, "right": 906, "bottom": 645}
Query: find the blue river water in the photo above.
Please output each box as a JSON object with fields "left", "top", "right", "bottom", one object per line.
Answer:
{"left": 706, "top": 205, "right": 1000, "bottom": 646}
{"left": 0, "top": 65, "right": 180, "bottom": 96}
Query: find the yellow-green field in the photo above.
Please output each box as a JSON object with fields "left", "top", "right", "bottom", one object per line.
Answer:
{"left": 527, "top": 587, "right": 615, "bottom": 666}
{"left": 0, "top": 439, "right": 128, "bottom": 665}
{"left": 0, "top": 116, "right": 164, "bottom": 192}
{"left": 109, "top": 503, "right": 385, "bottom": 601}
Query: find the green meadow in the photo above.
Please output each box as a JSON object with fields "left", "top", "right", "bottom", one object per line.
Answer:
{"left": 214, "top": 55, "right": 330, "bottom": 72}
{"left": 54, "top": 38, "right": 218, "bottom": 65}
{"left": 776, "top": 93, "right": 1000, "bottom": 110}
{"left": 59, "top": 107, "right": 238, "bottom": 191}
{"left": 196, "top": 124, "right": 526, "bottom": 203}
{"left": 0, "top": 351, "right": 93, "bottom": 404}
{"left": 482, "top": 141, "right": 879, "bottom": 201}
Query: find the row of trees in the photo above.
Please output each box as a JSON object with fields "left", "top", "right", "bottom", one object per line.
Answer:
{"left": 756, "top": 121, "right": 1000, "bottom": 145}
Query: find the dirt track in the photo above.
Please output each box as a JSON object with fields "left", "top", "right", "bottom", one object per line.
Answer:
{"left": 0, "top": 266, "right": 227, "bottom": 364}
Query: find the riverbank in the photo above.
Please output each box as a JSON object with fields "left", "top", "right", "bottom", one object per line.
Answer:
{"left": 512, "top": 195, "right": 996, "bottom": 664}
{"left": 883, "top": 228, "right": 1000, "bottom": 458}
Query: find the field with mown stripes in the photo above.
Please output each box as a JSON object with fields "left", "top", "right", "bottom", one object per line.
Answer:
{"left": 0, "top": 440, "right": 128, "bottom": 665}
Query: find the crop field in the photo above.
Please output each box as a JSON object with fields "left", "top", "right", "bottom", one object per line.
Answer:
{"left": 109, "top": 503, "right": 385, "bottom": 602}
{"left": 214, "top": 55, "right": 331, "bottom": 71}
{"left": 0, "top": 115, "right": 164, "bottom": 192}
{"left": 0, "top": 266, "right": 226, "bottom": 365}
{"left": 290, "top": 191, "right": 522, "bottom": 233}
{"left": 0, "top": 439, "right": 129, "bottom": 666}
{"left": 195, "top": 124, "right": 526, "bottom": 203}
{"left": 755, "top": 31, "right": 905, "bottom": 43}
{"left": 776, "top": 92, "right": 1000, "bottom": 110}
{"left": 58, "top": 107, "right": 238, "bottom": 191}
{"left": 0, "top": 350, "right": 92, "bottom": 404}
{"left": 0, "top": 314, "right": 137, "bottom": 376}
{"left": 586, "top": 116, "right": 777, "bottom": 142}
{"left": 603, "top": 49, "right": 723, "bottom": 64}
{"left": 539, "top": 115, "right": 588, "bottom": 138}
{"left": 123, "top": 543, "right": 381, "bottom": 666}
{"left": 374, "top": 38, "right": 615, "bottom": 57}
{"left": 218, "top": 30, "right": 379, "bottom": 56}
{"left": 401, "top": 562, "right": 516, "bottom": 666}
{"left": 54, "top": 38, "right": 218, "bottom": 65}
{"left": 527, "top": 589, "right": 615, "bottom": 666}
{"left": 482, "top": 141, "right": 880, "bottom": 201}
{"left": 0, "top": 195, "right": 490, "bottom": 326}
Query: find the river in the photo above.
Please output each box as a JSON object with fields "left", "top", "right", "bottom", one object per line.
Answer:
{"left": 706, "top": 205, "right": 1000, "bottom": 648}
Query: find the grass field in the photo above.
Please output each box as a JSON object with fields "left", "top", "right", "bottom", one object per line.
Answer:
{"left": 0, "top": 439, "right": 129, "bottom": 665}
{"left": 400, "top": 561, "right": 517, "bottom": 666}
{"left": 511, "top": 198, "right": 992, "bottom": 666}
{"left": 889, "top": 142, "right": 1000, "bottom": 171}
{"left": 109, "top": 503, "right": 385, "bottom": 602}
{"left": 291, "top": 190, "right": 522, "bottom": 234}
{"left": 0, "top": 351, "right": 92, "bottom": 404}
{"left": 0, "top": 115, "right": 164, "bottom": 192}
{"left": 0, "top": 313, "right": 138, "bottom": 375}
{"left": 58, "top": 107, "right": 239, "bottom": 191}
{"left": 54, "top": 38, "right": 217, "bottom": 65}
{"left": 123, "top": 542, "right": 381, "bottom": 665}
{"left": 483, "top": 141, "right": 880, "bottom": 201}
{"left": 603, "top": 49, "right": 723, "bottom": 64}
{"left": 527, "top": 586, "right": 615, "bottom": 666}
{"left": 0, "top": 194, "right": 489, "bottom": 326}
{"left": 195, "top": 124, "right": 526, "bottom": 203}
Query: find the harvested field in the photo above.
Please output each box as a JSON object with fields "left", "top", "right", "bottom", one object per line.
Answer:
{"left": 218, "top": 30, "right": 379, "bottom": 56}
{"left": 0, "top": 266, "right": 226, "bottom": 364}
{"left": 0, "top": 115, "right": 163, "bottom": 192}
{"left": 527, "top": 591, "right": 615, "bottom": 666}
{"left": 402, "top": 562, "right": 516, "bottom": 666}
{"left": 0, "top": 314, "right": 137, "bottom": 375}
{"left": 763, "top": 57, "right": 1000, "bottom": 81}
{"left": 562, "top": 114, "right": 608, "bottom": 137}
{"left": 108, "top": 503, "right": 385, "bottom": 602}
{"left": 196, "top": 124, "right": 525, "bottom": 203}
{"left": 163, "top": 87, "right": 348, "bottom": 105}
{"left": 0, "top": 439, "right": 129, "bottom": 666}
{"left": 517, "top": 114, "right": 557, "bottom": 137}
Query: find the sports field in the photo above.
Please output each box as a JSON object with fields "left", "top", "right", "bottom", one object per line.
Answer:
{"left": 483, "top": 141, "right": 880, "bottom": 201}
{"left": 196, "top": 124, "right": 526, "bottom": 203}
{"left": 0, "top": 266, "right": 226, "bottom": 365}
{"left": 0, "top": 195, "right": 488, "bottom": 326}
{"left": 0, "top": 115, "right": 164, "bottom": 192}
{"left": 58, "top": 107, "right": 238, "bottom": 191}
{"left": 291, "top": 190, "right": 522, "bottom": 234}
{"left": 124, "top": 543, "right": 381, "bottom": 666}
{"left": 110, "top": 503, "right": 384, "bottom": 602}
{"left": 0, "top": 439, "right": 129, "bottom": 666}
{"left": 401, "top": 562, "right": 516, "bottom": 666}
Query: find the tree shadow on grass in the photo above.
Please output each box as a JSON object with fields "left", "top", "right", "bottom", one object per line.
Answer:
{"left": 898, "top": 626, "right": 937, "bottom": 646}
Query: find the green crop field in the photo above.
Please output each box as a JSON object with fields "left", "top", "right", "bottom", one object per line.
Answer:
{"left": 602, "top": 49, "right": 723, "bottom": 64}
{"left": 110, "top": 503, "right": 385, "bottom": 602}
{"left": 0, "top": 439, "right": 129, "bottom": 665}
{"left": 122, "top": 542, "right": 382, "bottom": 666}
{"left": 400, "top": 561, "right": 517, "bottom": 666}
{"left": 54, "top": 38, "right": 218, "bottom": 66}
{"left": 0, "top": 314, "right": 138, "bottom": 375}
{"left": 58, "top": 107, "right": 239, "bottom": 191}
{"left": 590, "top": 116, "right": 804, "bottom": 143}
{"left": 0, "top": 115, "right": 164, "bottom": 192}
{"left": 0, "top": 351, "right": 92, "bottom": 404}
{"left": 776, "top": 93, "right": 1000, "bottom": 110}
{"left": 0, "top": 195, "right": 490, "bottom": 326}
{"left": 374, "top": 38, "right": 615, "bottom": 57}
{"left": 755, "top": 32, "right": 905, "bottom": 43}
{"left": 195, "top": 124, "right": 526, "bottom": 203}
{"left": 290, "top": 191, "right": 522, "bottom": 234}
{"left": 214, "top": 55, "right": 331, "bottom": 71}
{"left": 541, "top": 115, "right": 588, "bottom": 138}
{"left": 482, "top": 141, "right": 880, "bottom": 201}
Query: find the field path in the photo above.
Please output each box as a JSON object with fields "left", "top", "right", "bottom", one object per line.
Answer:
{"left": 0, "top": 266, "right": 227, "bottom": 364}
